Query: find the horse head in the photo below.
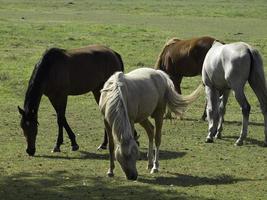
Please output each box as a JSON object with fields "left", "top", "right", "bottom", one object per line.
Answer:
{"left": 115, "top": 138, "right": 139, "bottom": 180}
{"left": 18, "top": 106, "right": 38, "bottom": 156}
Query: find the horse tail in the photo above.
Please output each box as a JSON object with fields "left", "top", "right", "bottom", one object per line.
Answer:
{"left": 155, "top": 38, "right": 180, "bottom": 71}
{"left": 157, "top": 70, "right": 203, "bottom": 116}
{"left": 99, "top": 72, "right": 132, "bottom": 142}
{"left": 114, "top": 51, "right": 124, "bottom": 72}
{"left": 247, "top": 46, "right": 267, "bottom": 111}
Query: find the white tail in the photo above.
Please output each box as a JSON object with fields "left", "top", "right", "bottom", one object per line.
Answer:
{"left": 157, "top": 70, "right": 203, "bottom": 116}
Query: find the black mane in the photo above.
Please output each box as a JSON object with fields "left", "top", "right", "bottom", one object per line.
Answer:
{"left": 24, "top": 48, "right": 66, "bottom": 113}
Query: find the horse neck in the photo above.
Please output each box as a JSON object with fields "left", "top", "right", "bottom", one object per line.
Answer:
{"left": 104, "top": 75, "right": 133, "bottom": 143}
{"left": 23, "top": 67, "right": 47, "bottom": 115}
{"left": 116, "top": 85, "right": 133, "bottom": 143}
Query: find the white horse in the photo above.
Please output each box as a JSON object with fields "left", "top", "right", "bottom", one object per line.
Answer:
{"left": 202, "top": 41, "right": 267, "bottom": 146}
{"left": 99, "top": 67, "right": 202, "bottom": 180}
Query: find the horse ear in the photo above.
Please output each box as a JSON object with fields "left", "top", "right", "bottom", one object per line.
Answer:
{"left": 18, "top": 106, "right": 25, "bottom": 116}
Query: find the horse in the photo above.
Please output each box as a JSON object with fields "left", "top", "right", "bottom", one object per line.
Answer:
{"left": 99, "top": 67, "right": 203, "bottom": 180}
{"left": 18, "top": 44, "right": 128, "bottom": 156}
{"left": 202, "top": 41, "right": 267, "bottom": 146}
{"left": 155, "top": 36, "right": 217, "bottom": 120}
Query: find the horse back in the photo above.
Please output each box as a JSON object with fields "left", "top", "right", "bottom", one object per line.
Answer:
{"left": 203, "top": 42, "right": 251, "bottom": 89}
{"left": 45, "top": 45, "right": 123, "bottom": 96}
{"left": 123, "top": 68, "right": 167, "bottom": 122}
{"left": 156, "top": 36, "right": 216, "bottom": 77}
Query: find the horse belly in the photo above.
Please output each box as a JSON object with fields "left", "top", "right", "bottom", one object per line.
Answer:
{"left": 129, "top": 92, "right": 159, "bottom": 123}
{"left": 68, "top": 67, "right": 104, "bottom": 95}
{"left": 68, "top": 80, "right": 96, "bottom": 95}
{"left": 174, "top": 58, "right": 201, "bottom": 77}
{"left": 135, "top": 104, "right": 158, "bottom": 122}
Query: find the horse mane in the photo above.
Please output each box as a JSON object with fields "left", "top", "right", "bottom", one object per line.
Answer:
{"left": 155, "top": 38, "right": 181, "bottom": 70}
{"left": 114, "top": 51, "right": 124, "bottom": 72}
{"left": 24, "top": 48, "right": 67, "bottom": 112}
{"left": 165, "top": 38, "right": 181, "bottom": 46}
{"left": 100, "top": 72, "right": 133, "bottom": 143}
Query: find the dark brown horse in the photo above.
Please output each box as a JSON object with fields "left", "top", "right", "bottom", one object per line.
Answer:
{"left": 155, "top": 36, "right": 216, "bottom": 119}
{"left": 18, "top": 45, "right": 126, "bottom": 156}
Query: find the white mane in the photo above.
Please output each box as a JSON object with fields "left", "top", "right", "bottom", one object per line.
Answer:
{"left": 100, "top": 72, "right": 133, "bottom": 143}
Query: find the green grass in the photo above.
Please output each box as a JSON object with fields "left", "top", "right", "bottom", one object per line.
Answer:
{"left": 0, "top": 0, "right": 267, "bottom": 199}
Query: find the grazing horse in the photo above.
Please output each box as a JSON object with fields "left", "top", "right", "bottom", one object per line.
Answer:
{"left": 202, "top": 41, "right": 267, "bottom": 146}
{"left": 155, "top": 36, "right": 216, "bottom": 119}
{"left": 99, "top": 67, "right": 202, "bottom": 180}
{"left": 18, "top": 45, "right": 126, "bottom": 156}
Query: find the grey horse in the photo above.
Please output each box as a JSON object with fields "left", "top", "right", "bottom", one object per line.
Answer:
{"left": 202, "top": 41, "right": 267, "bottom": 146}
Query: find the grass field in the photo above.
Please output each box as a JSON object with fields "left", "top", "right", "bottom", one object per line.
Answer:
{"left": 0, "top": 0, "right": 267, "bottom": 199}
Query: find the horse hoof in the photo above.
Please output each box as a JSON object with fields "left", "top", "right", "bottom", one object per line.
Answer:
{"left": 52, "top": 147, "right": 60, "bottom": 153}
{"left": 201, "top": 116, "right": 207, "bottom": 121}
{"left": 72, "top": 145, "right": 79, "bottom": 151}
{"left": 215, "top": 134, "right": 222, "bottom": 139}
{"left": 107, "top": 172, "right": 114, "bottom": 177}
{"left": 205, "top": 138, "right": 214, "bottom": 143}
{"left": 147, "top": 164, "right": 153, "bottom": 170}
{"left": 164, "top": 112, "right": 173, "bottom": 119}
{"left": 235, "top": 140, "right": 243, "bottom": 146}
{"left": 150, "top": 168, "right": 159, "bottom": 174}
{"left": 97, "top": 144, "right": 107, "bottom": 150}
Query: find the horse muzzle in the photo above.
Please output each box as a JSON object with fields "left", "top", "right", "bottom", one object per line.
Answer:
{"left": 26, "top": 148, "right": 36, "bottom": 156}
{"left": 126, "top": 172, "right": 138, "bottom": 181}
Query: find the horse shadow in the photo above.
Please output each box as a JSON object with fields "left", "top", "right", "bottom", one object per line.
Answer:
{"left": 35, "top": 150, "right": 109, "bottom": 160}
{"left": 139, "top": 148, "right": 186, "bottom": 161}
{"left": 0, "top": 171, "right": 214, "bottom": 200}
{"left": 223, "top": 120, "right": 264, "bottom": 127}
{"left": 138, "top": 172, "right": 252, "bottom": 187}
{"left": 220, "top": 135, "right": 265, "bottom": 147}
{"left": 182, "top": 117, "right": 265, "bottom": 147}
{"left": 35, "top": 149, "right": 186, "bottom": 161}
{"left": 183, "top": 117, "right": 264, "bottom": 127}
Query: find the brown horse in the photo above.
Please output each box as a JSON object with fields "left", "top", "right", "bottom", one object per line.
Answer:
{"left": 155, "top": 36, "right": 216, "bottom": 119}
{"left": 18, "top": 45, "right": 127, "bottom": 156}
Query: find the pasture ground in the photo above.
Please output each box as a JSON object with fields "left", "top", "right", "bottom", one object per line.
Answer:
{"left": 0, "top": 1, "right": 266, "bottom": 199}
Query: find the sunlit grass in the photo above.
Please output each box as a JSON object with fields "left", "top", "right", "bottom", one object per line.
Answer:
{"left": 0, "top": 1, "right": 267, "bottom": 200}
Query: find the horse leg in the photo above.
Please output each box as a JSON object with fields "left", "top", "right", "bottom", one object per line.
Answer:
{"left": 215, "top": 89, "right": 230, "bottom": 139}
{"left": 174, "top": 76, "right": 184, "bottom": 119}
{"left": 92, "top": 89, "right": 108, "bottom": 150}
{"left": 205, "top": 86, "right": 220, "bottom": 143}
{"left": 53, "top": 113, "right": 63, "bottom": 152}
{"left": 49, "top": 95, "right": 79, "bottom": 152}
{"left": 201, "top": 101, "right": 208, "bottom": 121}
{"left": 93, "top": 89, "right": 139, "bottom": 150}
{"left": 263, "top": 113, "right": 267, "bottom": 147}
{"left": 151, "top": 113, "right": 163, "bottom": 173}
{"left": 259, "top": 102, "right": 267, "bottom": 146}
{"left": 173, "top": 76, "right": 182, "bottom": 94}
{"left": 62, "top": 116, "right": 79, "bottom": 151}
{"left": 139, "top": 119, "right": 154, "bottom": 170}
{"left": 233, "top": 89, "right": 250, "bottom": 146}
{"left": 49, "top": 96, "right": 64, "bottom": 152}
{"left": 104, "top": 120, "right": 115, "bottom": 177}
{"left": 252, "top": 89, "right": 267, "bottom": 146}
